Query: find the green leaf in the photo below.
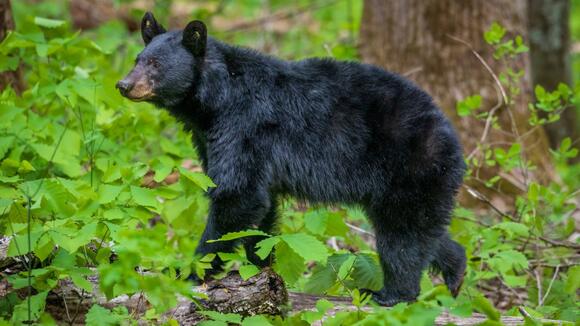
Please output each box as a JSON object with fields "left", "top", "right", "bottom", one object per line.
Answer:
{"left": 97, "top": 184, "right": 123, "bottom": 204}
{"left": 337, "top": 254, "right": 356, "bottom": 280}
{"left": 206, "top": 229, "right": 269, "bottom": 243}
{"left": 499, "top": 250, "right": 528, "bottom": 269}
{"left": 280, "top": 233, "right": 329, "bottom": 264}
{"left": 199, "top": 311, "right": 242, "bottom": 324}
{"left": 472, "top": 294, "right": 500, "bottom": 321}
{"left": 255, "top": 237, "right": 281, "bottom": 259}
{"left": 178, "top": 167, "right": 216, "bottom": 191}
{"left": 51, "top": 222, "right": 97, "bottom": 254}
{"left": 34, "top": 17, "right": 66, "bottom": 28}
{"left": 162, "top": 196, "right": 193, "bottom": 223}
{"left": 130, "top": 186, "right": 159, "bottom": 210}
{"left": 503, "top": 275, "right": 527, "bottom": 287}
{"left": 304, "top": 209, "right": 328, "bottom": 235}
{"left": 52, "top": 250, "right": 75, "bottom": 269}
{"left": 301, "top": 299, "right": 334, "bottom": 324}
{"left": 152, "top": 156, "right": 174, "bottom": 182}
{"left": 11, "top": 291, "right": 48, "bottom": 324}
{"left": 557, "top": 83, "right": 571, "bottom": 100}
{"left": 351, "top": 253, "right": 383, "bottom": 291}
{"left": 528, "top": 182, "right": 540, "bottom": 203}
{"left": 7, "top": 230, "right": 43, "bottom": 257}
{"left": 484, "top": 22, "right": 506, "bottom": 44}
{"left": 242, "top": 315, "right": 273, "bottom": 326}
{"left": 564, "top": 266, "right": 580, "bottom": 294}
{"left": 86, "top": 305, "right": 126, "bottom": 326}
{"left": 0, "top": 135, "right": 14, "bottom": 160}
{"left": 199, "top": 321, "right": 228, "bottom": 326}
{"left": 70, "top": 271, "right": 94, "bottom": 292}
{"left": 273, "top": 241, "right": 305, "bottom": 285}
{"left": 305, "top": 253, "right": 350, "bottom": 294}
{"left": 239, "top": 265, "right": 260, "bottom": 280}
{"left": 41, "top": 179, "right": 76, "bottom": 217}
{"left": 18, "top": 160, "right": 36, "bottom": 174}
{"left": 325, "top": 211, "right": 349, "bottom": 237}
{"left": 535, "top": 85, "right": 547, "bottom": 101}
{"left": 493, "top": 222, "right": 529, "bottom": 238}
{"left": 0, "top": 55, "right": 19, "bottom": 72}
{"left": 34, "top": 235, "right": 54, "bottom": 261}
{"left": 456, "top": 95, "right": 482, "bottom": 117}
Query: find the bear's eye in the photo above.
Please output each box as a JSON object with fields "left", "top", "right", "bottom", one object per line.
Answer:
{"left": 147, "top": 58, "right": 160, "bottom": 68}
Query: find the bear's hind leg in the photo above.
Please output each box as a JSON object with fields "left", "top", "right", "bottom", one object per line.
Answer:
{"left": 431, "top": 234, "right": 466, "bottom": 297}
{"left": 369, "top": 227, "right": 437, "bottom": 306}
{"left": 365, "top": 202, "right": 445, "bottom": 306}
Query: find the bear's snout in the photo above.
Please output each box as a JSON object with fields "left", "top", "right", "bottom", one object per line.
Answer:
{"left": 116, "top": 79, "right": 132, "bottom": 96}
{"left": 116, "top": 68, "right": 155, "bottom": 102}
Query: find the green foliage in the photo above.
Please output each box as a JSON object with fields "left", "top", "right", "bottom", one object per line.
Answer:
{"left": 85, "top": 305, "right": 130, "bottom": 326}
{"left": 0, "top": 3, "right": 206, "bottom": 323}
{"left": 453, "top": 22, "right": 579, "bottom": 323}
{"left": 456, "top": 95, "right": 482, "bottom": 117}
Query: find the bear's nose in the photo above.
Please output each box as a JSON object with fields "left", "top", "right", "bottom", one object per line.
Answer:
{"left": 115, "top": 80, "right": 132, "bottom": 95}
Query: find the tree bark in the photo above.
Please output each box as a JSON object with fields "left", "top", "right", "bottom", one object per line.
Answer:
{"left": 0, "top": 0, "right": 24, "bottom": 94}
{"left": 528, "top": 0, "right": 578, "bottom": 151}
{"left": 359, "top": 0, "right": 553, "bottom": 201}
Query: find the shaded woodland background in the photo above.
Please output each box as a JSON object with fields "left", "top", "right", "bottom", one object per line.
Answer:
{"left": 0, "top": 0, "right": 578, "bottom": 325}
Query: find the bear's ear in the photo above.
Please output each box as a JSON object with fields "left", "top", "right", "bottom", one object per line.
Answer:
{"left": 141, "top": 12, "right": 166, "bottom": 45}
{"left": 182, "top": 20, "right": 207, "bottom": 57}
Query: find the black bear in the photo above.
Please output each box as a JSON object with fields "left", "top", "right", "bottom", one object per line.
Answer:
{"left": 117, "top": 12, "right": 467, "bottom": 306}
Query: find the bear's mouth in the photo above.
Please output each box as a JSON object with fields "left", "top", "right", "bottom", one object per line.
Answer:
{"left": 125, "top": 92, "right": 155, "bottom": 102}
{"left": 117, "top": 84, "right": 156, "bottom": 102}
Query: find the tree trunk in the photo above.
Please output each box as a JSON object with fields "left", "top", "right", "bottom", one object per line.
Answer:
{"left": 0, "top": 0, "right": 23, "bottom": 94}
{"left": 528, "top": 0, "right": 578, "bottom": 151}
{"left": 359, "top": 0, "right": 553, "bottom": 201}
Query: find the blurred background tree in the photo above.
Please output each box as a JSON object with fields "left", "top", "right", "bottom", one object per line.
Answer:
{"left": 359, "top": 0, "right": 556, "bottom": 204}
{"left": 0, "top": 0, "right": 23, "bottom": 93}
{"left": 528, "top": 0, "right": 578, "bottom": 152}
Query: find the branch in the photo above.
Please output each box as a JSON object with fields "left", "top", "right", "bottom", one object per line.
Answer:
{"left": 446, "top": 34, "right": 508, "bottom": 105}
{"left": 225, "top": 0, "right": 340, "bottom": 32}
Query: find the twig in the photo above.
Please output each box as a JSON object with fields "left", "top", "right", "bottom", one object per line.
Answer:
{"left": 462, "top": 185, "right": 514, "bottom": 220}
{"left": 518, "top": 306, "right": 534, "bottom": 320}
{"left": 446, "top": 34, "right": 508, "bottom": 105}
{"left": 345, "top": 222, "right": 375, "bottom": 238}
{"left": 464, "top": 185, "right": 580, "bottom": 251}
{"left": 225, "top": 0, "right": 341, "bottom": 32}
{"left": 402, "top": 66, "right": 423, "bottom": 77}
{"left": 540, "top": 265, "right": 560, "bottom": 306}
{"left": 455, "top": 216, "right": 489, "bottom": 227}
{"left": 60, "top": 290, "right": 72, "bottom": 325}
{"left": 466, "top": 85, "right": 504, "bottom": 161}
{"left": 329, "top": 237, "right": 339, "bottom": 251}
{"left": 499, "top": 277, "right": 526, "bottom": 303}
{"left": 538, "top": 237, "right": 580, "bottom": 250}
{"left": 533, "top": 268, "right": 542, "bottom": 307}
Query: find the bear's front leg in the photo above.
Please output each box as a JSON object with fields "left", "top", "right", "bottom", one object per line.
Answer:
{"left": 194, "top": 189, "right": 271, "bottom": 278}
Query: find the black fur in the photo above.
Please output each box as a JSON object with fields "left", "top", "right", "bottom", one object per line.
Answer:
{"left": 119, "top": 14, "right": 467, "bottom": 306}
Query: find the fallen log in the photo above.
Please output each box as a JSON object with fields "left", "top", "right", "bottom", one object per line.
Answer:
{"left": 2, "top": 268, "right": 536, "bottom": 325}
{"left": 0, "top": 240, "right": 554, "bottom": 325}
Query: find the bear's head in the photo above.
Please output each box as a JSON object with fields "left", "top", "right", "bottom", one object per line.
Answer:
{"left": 116, "top": 12, "right": 207, "bottom": 107}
